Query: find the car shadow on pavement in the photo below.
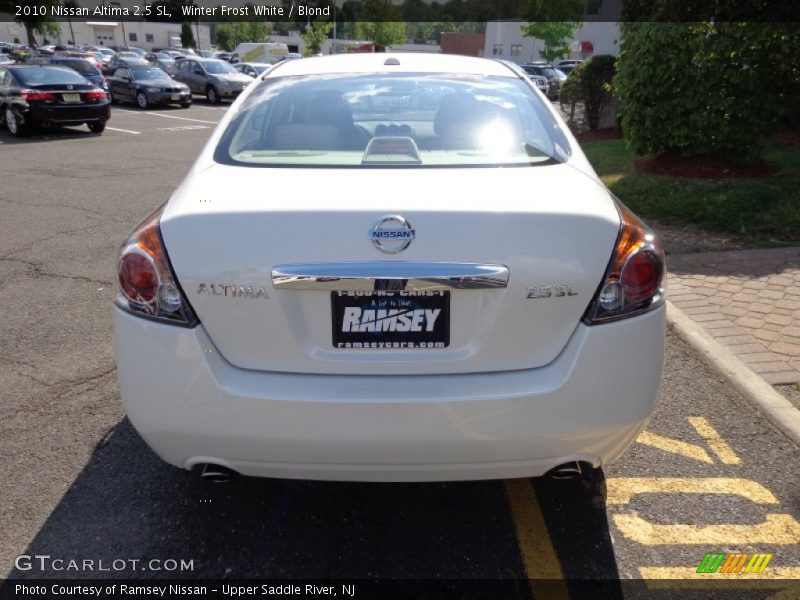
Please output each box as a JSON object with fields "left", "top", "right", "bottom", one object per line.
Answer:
{"left": 8, "top": 418, "right": 621, "bottom": 592}
{"left": 0, "top": 127, "right": 98, "bottom": 144}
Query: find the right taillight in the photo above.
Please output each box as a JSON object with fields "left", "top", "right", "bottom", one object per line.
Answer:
{"left": 583, "top": 200, "right": 665, "bottom": 324}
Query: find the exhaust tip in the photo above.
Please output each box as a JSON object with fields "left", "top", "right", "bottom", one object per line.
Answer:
{"left": 546, "top": 461, "right": 583, "bottom": 480}
{"left": 200, "top": 463, "right": 237, "bottom": 483}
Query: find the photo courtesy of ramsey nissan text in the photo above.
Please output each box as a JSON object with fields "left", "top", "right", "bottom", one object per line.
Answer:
{"left": 2, "top": 0, "right": 800, "bottom": 598}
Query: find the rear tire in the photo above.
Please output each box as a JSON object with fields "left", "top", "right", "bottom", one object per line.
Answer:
{"left": 108, "top": 90, "right": 116, "bottom": 104}
{"left": 136, "top": 92, "right": 149, "bottom": 109}
{"left": 88, "top": 121, "right": 106, "bottom": 134}
{"left": 5, "top": 106, "right": 28, "bottom": 137}
{"left": 205, "top": 86, "right": 219, "bottom": 105}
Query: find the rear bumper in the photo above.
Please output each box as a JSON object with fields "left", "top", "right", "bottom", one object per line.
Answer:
{"left": 114, "top": 305, "right": 665, "bottom": 481}
{"left": 147, "top": 91, "right": 191, "bottom": 104}
{"left": 25, "top": 102, "right": 110, "bottom": 125}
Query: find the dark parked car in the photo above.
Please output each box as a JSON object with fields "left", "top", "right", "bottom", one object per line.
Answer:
{"left": 171, "top": 57, "right": 251, "bottom": 104}
{"left": 145, "top": 52, "right": 176, "bottom": 74}
{"left": 107, "top": 65, "right": 191, "bottom": 108}
{"left": 0, "top": 65, "right": 110, "bottom": 136}
{"left": 27, "top": 56, "right": 107, "bottom": 92}
{"left": 102, "top": 55, "right": 149, "bottom": 76}
{"left": 521, "top": 63, "right": 561, "bottom": 100}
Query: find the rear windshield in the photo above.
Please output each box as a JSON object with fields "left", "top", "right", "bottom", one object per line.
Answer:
{"left": 131, "top": 67, "right": 170, "bottom": 80}
{"left": 204, "top": 60, "right": 235, "bottom": 74}
{"left": 216, "top": 73, "right": 570, "bottom": 168}
{"left": 14, "top": 66, "right": 87, "bottom": 84}
{"left": 54, "top": 59, "right": 96, "bottom": 76}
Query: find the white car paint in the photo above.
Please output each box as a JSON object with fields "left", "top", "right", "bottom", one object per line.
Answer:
{"left": 114, "top": 53, "right": 666, "bottom": 481}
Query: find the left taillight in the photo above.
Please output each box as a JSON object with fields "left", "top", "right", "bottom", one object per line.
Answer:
{"left": 21, "top": 90, "right": 55, "bottom": 101}
{"left": 115, "top": 205, "right": 198, "bottom": 327}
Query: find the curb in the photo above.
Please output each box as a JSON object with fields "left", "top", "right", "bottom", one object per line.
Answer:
{"left": 666, "top": 301, "right": 800, "bottom": 448}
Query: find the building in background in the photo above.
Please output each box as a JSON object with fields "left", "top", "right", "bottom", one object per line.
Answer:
{"left": 0, "top": 19, "right": 211, "bottom": 50}
{"left": 440, "top": 32, "right": 486, "bottom": 57}
{"left": 483, "top": 21, "right": 620, "bottom": 63}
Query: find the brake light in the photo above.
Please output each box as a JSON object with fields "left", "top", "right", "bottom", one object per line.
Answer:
{"left": 85, "top": 89, "right": 106, "bottom": 100}
{"left": 583, "top": 200, "right": 665, "bottom": 324}
{"left": 115, "top": 205, "right": 198, "bottom": 327}
{"left": 21, "top": 90, "right": 55, "bottom": 101}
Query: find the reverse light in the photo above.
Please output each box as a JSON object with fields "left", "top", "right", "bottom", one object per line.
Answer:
{"left": 115, "top": 205, "right": 198, "bottom": 327}
{"left": 583, "top": 200, "right": 665, "bottom": 324}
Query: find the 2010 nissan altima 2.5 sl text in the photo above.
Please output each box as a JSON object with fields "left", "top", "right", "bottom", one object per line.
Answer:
{"left": 113, "top": 53, "right": 666, "bottom": 482}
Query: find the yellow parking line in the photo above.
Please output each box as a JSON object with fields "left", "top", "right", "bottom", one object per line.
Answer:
{"left": 606, "top": 478, "right": 779, "bottom": 505}
{"left": 636, "top": 431, "right": 714, "bottom": 463}
{"left": 688, "top": 417, "right": 741, "bottom": 464}
{"left": 613, "top": 513, "right": 800, "bottom": 545}
{"left": 503, "top": 479, "right": 569, "bottom": 598}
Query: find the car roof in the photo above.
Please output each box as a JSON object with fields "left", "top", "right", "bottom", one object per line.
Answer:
{"left": 267, "top": 53, "right": 518, "bottom": 78}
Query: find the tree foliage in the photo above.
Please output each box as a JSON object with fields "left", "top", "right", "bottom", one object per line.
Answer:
{"left": 521, "top": 21, "right": 580, "bottom": 62}
{"left": 180, "top": 22, "right": 196, "bottom": 49}
{"left": 0, "top": 0, "right": 60, "bottom": 46}
{"left": 559, "top": 55, "right": 616, "bottom": 131}
{"left": 615, "top": 21, "right": 799, "bottom": 162}
{"left": 301, "top": 21, "right": 333, "bottom": 56}
{"left": 212, "top": 21, "right": 268, "bottom": 51}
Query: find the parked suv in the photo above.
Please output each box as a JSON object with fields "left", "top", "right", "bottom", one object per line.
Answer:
{"left": 521, "top": 62, "right": 561, "bottom": 100}
{"left": 171, "top": 57, "right": 251, "bottom": 104}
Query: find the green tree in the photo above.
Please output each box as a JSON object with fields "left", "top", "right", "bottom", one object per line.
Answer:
{"left": 301, "top": 21, "right": 332, "bottom": 56}
{"left": 213, "top": 22, "right": 268, "bottom": 51}
{"left": 0, "top": 0, "right": 60, "bottom": 47}
{"left": 521, "top": 21, "right": 580, "bottom": 62}
{"left": 354, "top": 0, "right": 406, "bottom": 51}
{"left": 180, "top": 22, "right": 196, "bottom": 49}
{"left": 615, "top": 21, "right": 799, "bottom": 162}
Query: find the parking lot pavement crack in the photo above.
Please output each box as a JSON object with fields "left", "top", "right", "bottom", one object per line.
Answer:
{"left": 0, "top": 197, "right": 130, "bottom": 223}
{"left": 0, "top": 221, "right": 106, "bottom": 261}
{"left": 0, "top": 256, "right": 112, "bottom": 286}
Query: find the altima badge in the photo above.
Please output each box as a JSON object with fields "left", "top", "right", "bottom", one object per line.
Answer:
{"left": 369, "top": 215, "right": 415, "bottom": 254}
{"left": 197, "top": 283, "right": 268, "bottom": 299}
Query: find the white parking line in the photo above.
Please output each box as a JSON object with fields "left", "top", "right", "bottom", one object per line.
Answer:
{"left": 115, "top": 109, "right": 218, "bottom": 125}
{"left": 106, "top": 127, "right": 140, "bottom": 134}
{"left": 157, "top": 125, "right": 210, "bottom": 131}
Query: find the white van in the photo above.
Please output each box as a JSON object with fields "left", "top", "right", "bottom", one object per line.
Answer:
{"left": 233, "top": 43, "right": 289, "bottom": 64}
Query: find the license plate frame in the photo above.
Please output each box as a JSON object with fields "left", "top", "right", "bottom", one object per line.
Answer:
{"left": 331, "top": 290, "right": 450, "bottom": 349}
{"left": 171, "top": 94, "right": 180, "bottom": 101}
{"left": 62, "top": 93, "right": 81, "bottom": 103}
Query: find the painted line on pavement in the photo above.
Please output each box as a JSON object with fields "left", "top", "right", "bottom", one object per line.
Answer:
{"left": 667, "top": 301, "right": 800, "bottom": 447}
{"left": 114, "top": 109, "right": 218, "bottom": 125}
{"left": 106, "top": 127, "right": 140, "bottom": 134}
{"left": 503, "top": 479, "right": 568, "bottom": 597}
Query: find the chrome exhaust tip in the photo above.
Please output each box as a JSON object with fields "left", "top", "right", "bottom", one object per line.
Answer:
{"left": 200, "top": 463, "right": 236, "bottom": 483}
{"left": 546, "top": 461, "right": 583, "bottom": 480}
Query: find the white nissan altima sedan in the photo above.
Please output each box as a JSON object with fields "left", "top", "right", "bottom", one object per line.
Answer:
{"left": 113, "top": 53, "right": 666, "bottom": 482}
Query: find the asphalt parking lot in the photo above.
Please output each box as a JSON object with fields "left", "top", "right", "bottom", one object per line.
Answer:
{"left": 1, "top": 103, "right": 799, "bottom": 598}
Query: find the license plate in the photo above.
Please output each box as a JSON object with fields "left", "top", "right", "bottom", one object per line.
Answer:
{"left": 62, "top": 93, "right": 81, "bottom": 103}
{"left": 171, "top": 94, "right": 180, "bottom": 101}
{"left": 331, "top": 290, "right": 450, "bottom": 349}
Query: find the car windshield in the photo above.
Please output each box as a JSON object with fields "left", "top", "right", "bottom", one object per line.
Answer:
{"left": 204, "top": 60, "right": 235, "bottom": 74}
{"left": 251, "top": 64, "right": 269, "bottom": 74}
{"left": 55, "top": 59, "right": 96, "bottom": 76}
{"left": 218, "top": 73, "right": 569, "bottom": 168}
{"left": 131, "top": 67, "right": 170, "bottom": 80}
{"left": 15, "top": 66, "right": 87, "bottom": 84}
